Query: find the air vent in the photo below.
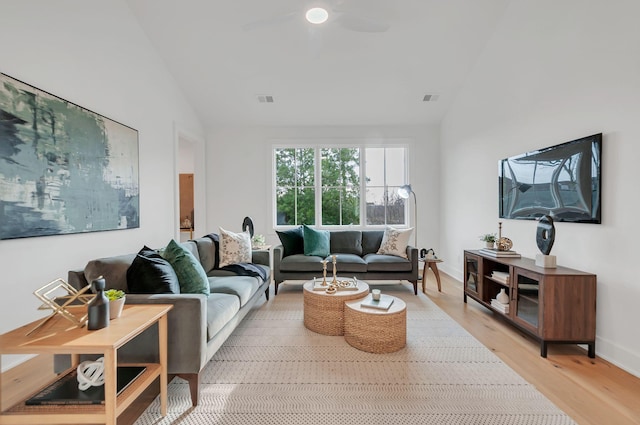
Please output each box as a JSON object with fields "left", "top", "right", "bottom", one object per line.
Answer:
{"left": 256, "top": 95, "right": 274, "bottom": 103}
{"left": 422, "top": 94, "right": 440, "bottom": 102}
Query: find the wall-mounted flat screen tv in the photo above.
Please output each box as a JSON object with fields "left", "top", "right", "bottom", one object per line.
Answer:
{"left": 499, "top": 133, "right": 602, "bottom": 223}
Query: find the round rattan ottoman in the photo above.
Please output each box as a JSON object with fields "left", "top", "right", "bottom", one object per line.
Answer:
{"left": 344, "top": 295, "right": 407, "bottom": 353}
{"left": 303, "top": 280, "right": 369, "bottom": 336}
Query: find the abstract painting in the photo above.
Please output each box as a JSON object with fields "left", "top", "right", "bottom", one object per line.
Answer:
{"left": 0, "top": 73, "right": 139, "bottom": 240}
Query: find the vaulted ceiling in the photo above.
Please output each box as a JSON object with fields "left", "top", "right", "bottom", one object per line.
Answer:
{"left": 126, "top": 0, "right": 509, "bottom": 127}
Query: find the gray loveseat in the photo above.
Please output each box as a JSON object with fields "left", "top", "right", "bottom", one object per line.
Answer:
{"left": 274, "top": 229, "right": 419, "bottom": 295}
{"left": 63, "top": 236, "right": 270, "bottom": 406}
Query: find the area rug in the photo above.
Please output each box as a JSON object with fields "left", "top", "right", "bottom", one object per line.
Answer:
{"left": 135, "top": 284, "right": 576, "bottom": 425}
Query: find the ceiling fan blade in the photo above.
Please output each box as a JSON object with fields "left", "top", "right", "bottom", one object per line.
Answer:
{"left": 333, "top": 13, "right": 390, "bottom": 33}
{"left": 242, "top": 10, "right": 299, "bottom": 32}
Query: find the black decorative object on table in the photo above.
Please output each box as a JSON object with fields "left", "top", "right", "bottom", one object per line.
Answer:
{"left": 242, "top": 216, "right": 254, "bottom": 237}
{"left": 536, "top": 215, "right": 556, "bottom": 255}
{"left": 87, "top": 277, "right": 109, "bottom": 330}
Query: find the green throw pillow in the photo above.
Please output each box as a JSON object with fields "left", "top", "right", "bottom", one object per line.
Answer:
{"left": 303, "top": 225, "right": 330, "bottom": 257}
{"left": 161, "top": 239, "right": 209, "bottom": 295}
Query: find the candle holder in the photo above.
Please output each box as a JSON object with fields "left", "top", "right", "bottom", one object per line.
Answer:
{"left": 331, "top": 255, "right": 338, "bottom": 285}
{"left": 321, "top": 260, "right": 328, "bottom": 286}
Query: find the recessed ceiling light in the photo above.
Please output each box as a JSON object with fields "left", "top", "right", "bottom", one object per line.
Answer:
{"left": 306, "top": 7, "right": 329, "bottom": 24}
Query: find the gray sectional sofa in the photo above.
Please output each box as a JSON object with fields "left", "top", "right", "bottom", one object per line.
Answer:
{"left": 274, "top": 229, "right": 419, "bottom": 295}
{"left": 63, "top": 236, "right": 270, "bottom": 406}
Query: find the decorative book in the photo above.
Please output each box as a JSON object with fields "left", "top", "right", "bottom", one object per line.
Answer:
{"left": 360, "top": 294, "right": 394, "bottom": 311}
{"left": 479, "top": 248, "right": 521, "bottom": 258}
{"left": 26, "top": 366, "right": 146, "bottom": 405}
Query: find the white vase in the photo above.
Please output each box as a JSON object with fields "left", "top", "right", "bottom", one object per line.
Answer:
{"left": 485, "top": 241, "right": 494, "bottom": 249}
{"left": 496, "top": 288, "right": 509, "bottom": 305}
{"left": 109, "top": 296, "right": 126, "bottom": 320}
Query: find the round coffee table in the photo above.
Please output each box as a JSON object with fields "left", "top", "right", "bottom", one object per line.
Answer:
{"left": 303, "top": 279, "right": 369, "bottom": 336}
{"left": 344, "top": 295, "right": 407, "bottom": 353}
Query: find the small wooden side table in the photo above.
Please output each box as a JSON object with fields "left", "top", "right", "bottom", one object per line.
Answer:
{"left": 0, "top": 304, "right": 172, "bottom": 425}
{"left": 420, "top": 258, "right": 443, "bottom": 293}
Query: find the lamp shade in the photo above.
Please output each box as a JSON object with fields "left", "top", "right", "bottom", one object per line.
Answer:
{"left": 398, "top": 184, "right": 412, "bottom": 199}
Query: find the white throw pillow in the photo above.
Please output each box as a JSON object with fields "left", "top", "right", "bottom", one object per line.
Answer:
{"left": 219, "top": 228, "right": 252, "bottom": 267}
{"left": 377, "top": 227, "right": 413, "bottom": 258}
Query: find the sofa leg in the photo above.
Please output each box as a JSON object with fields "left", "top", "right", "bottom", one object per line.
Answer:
{"left": 275, "top": 281, "right": 279, "bottom": 295}
{"left": 265, "top": 286, "right": 270, "bottom": 300}
{"left": 177, "top": 373, "right": 199, "bottom": 406}
{"left": 411, "top": 280, "right": 418, "bottom": 295}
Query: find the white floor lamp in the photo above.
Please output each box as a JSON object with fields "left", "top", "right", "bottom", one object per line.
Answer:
{"left": 398, "top": 184, "right": 417, "bottom": 249}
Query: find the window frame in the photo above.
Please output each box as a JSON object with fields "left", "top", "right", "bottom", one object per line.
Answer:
{"left": 272, "top": 142, "right": 410, "bottom": 229}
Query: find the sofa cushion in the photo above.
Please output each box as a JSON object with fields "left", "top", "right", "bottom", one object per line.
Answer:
{"left": 162, "top": 239, "right": 210, "bottom": 296}
{"left": 303, "top": 225, "right": 330, "bottom": 257}
{"left": 126, "top": 246, "right": 180, "bottom": 294}
{"left": 364, "top": 253, "right": 413, "bottom": 272}
{"left": 206, "top": 293, "right": 240, "bottom": 341}
{"left": 219, "top": 228, "right": 252, "bottom": 267}
{"left": 85, "top": 254, "right": 136, "bottom": 292}
{"left": 208, "top": 275, "right": 260, "bottom": 307}
{"left": 362, "top": 231, "right": 384, "bottom": 255}
{"left": 280, "top": 254, "right": 325, "bottom": 272}
{"left": 329, "top": 253, "right": 367, "bottom": 273}
{"left": 377, "top": 227, "right": 413, "bottom": 259}
{"left": 330, "top": 231, "right": 363, "bottom": 256}
{"left": 194, "top": 237, "right": 217, "bottom": 273}
{"left": 276, "top": 226, "right": 304, "bottom": 257}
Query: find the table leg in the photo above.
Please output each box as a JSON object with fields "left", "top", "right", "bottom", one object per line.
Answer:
{"left": 104, "top": 349, "right": 117, "bottom": 425}
{"left": 430, "top": 262, "right": 442, "bottom": 292}
{"left": 421, "top": 261, "right": 428, "bottom": 293}
{"left": 159, "top": 315, "right": 168, "bottom": 416}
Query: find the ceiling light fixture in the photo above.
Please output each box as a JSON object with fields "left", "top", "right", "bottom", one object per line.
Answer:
{"left": 305, "top": 7, "right": 329, "bottom": 24}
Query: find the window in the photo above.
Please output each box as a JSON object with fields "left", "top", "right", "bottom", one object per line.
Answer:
{"left": 274, "top": 145, "right": 408, "bottom": 227}
{"left": 274, "top": 148, "right": 315, "bottom": 225}
{"left": 365, "top": 147, "right": 407, "bottom": 225}
{"left": 321, "top": 148, "right": 360, "bottom": 225}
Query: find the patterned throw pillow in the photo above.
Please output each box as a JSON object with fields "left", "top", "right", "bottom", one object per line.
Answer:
{"left": 219, "top": 228, "right": 252, "bottom": 267}
{"left": 161, "top": 239, "right": 210, "bottom": 295}
{"left": 377, "top": 226, "right": 413, "bottom": 259}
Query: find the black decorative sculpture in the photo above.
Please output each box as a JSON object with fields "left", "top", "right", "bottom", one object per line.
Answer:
{"left": 87, "top": 277, "right": 109, "bottom": 330}
{"left": 536, "top": 215, "right": 556, "bottom": 255}
{"left": 242, "top": 216, "right": 254, "bottom": 237}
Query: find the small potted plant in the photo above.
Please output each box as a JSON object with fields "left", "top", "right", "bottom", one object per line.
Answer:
{"left": 479, "top": 233, "right": 497, "bottom": 249}
{"left": 105, "top": 289, "right": 126, "bottom": 319}
{"left": 251, "top": 234, "right": 266, "bottom": 248}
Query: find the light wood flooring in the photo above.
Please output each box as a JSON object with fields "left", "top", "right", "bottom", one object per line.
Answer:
{"left": 423, "top": 270, "right": 640, "bottom": 425}
{"left": 3, "top": 274, "right": 640, "bottom": 424}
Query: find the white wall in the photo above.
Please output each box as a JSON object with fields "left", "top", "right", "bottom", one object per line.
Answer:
{"left": 206, "top": 125, "right": 441, "bottom": 253}
{"left": 0, "top": 1, "right": 204, "bottom": 369}
{"left": 440, "top": 0, "right": 640, "bottom": 376}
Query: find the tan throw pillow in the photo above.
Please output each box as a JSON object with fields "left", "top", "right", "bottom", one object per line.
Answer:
{"left": 377, "top": 226, "right": 413, "bottom": 258}
{"left": 219, "top": 227, "right": 252, "bottom": 267}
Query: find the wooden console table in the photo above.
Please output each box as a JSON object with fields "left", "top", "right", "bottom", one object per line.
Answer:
{"left": 463, "top": 250, "right": 596, "bottom": 357}
{"left": 0, "top": 304, "right": 172, "bottom": 425}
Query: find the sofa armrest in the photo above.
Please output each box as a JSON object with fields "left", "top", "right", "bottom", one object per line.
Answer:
{"left": 122, "top": 294, "right": 208, "bottom": 374}
{"left": 252, "top": 250, "right": 270, "bottom": 267}
{"left": 54, "top": 293, "right": 208, "bottom": 375}
{"left": 406, "top": 245, "right": 419, "bottom": 272}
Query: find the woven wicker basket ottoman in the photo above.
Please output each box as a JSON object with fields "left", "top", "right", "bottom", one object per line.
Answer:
{"left": 303, "top": 280, "right": 369, "bottom": 336}
{"left": 344, "top": 295, "right": 407, "bottom": 353}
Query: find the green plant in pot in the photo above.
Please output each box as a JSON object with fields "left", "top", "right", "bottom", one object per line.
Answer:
{"left": 479, "top": 233, "right": 497, "bottom": 249}
{"left": 105, "top": 289, "right": 126, "bottom": 320}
